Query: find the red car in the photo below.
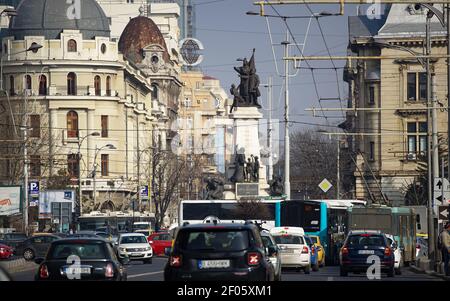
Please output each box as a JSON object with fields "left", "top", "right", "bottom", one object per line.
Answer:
{"left": 0, "top": 243, "right": 13, "bottom": 259}
{"left": 148, "top": 232, "right": 172, "bottom": 256}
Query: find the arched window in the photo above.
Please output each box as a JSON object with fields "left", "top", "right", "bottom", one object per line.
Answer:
{"left": 106, "top": 76, "right": 111, "bottom": 96}
{"left": 67, "top": 111, "right": 78, "bottom": 138}
{"left": 67, "top": 39, "right": 77, "bottom": 52}
{"left": 94, "top": 75, "right": 101, "bottom": 96}
{"left": 38, "top": 75, "right": 47, "bottom": 96}
{"left": 67, "top": 72, "right": 77, "bottom": 95}
{"left": 9, "top": 75, "right": 15, "bottom": 95}
{"left": 151, "top": 83, "right": 158, "bottom": 101}
{"left": 24, "top": 75, "right": 32, "bottom": 90}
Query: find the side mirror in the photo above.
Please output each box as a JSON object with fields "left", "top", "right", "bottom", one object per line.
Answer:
{"left": 34, "top": 258, "right": 44, "bottom": 265}
{"left": 267, "top": 245, "right": 277, "bottom": 256}
{"left": 164, "top": 247, "right": 172, "bottom": 256}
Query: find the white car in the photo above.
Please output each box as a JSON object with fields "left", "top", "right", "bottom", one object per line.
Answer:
{"left": 385, "top": 234, "right": 402, "bottom": 275}
{"left": 270, "top": 227, "right": 311, "bottom": 274}
{"left": 116, "top": 233, "right": 153, "bottom": 264}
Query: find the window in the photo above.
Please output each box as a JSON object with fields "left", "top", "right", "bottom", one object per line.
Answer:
{"left": 101, "top": 154, "right": 109, "bottom": 176}
{"left": 67, "top": 39, "right": 77, "bottom": 52}
{"left": 67, "top": 111, "right": 78, "bottom": 138}
{"left": 106, "top": 76, "right": 111, "bottom": 96}
{"left": 101, "top": 115, "right": 108, "bottom": 138}
{"left": 407, "top": 72, "right": 427, "bottom": 101}
{"left": 67, "top": 154, "right": 79, "bottom": 178}
{"left": 151, "top": 84, "right": 158, "bottom": 101}
{"left": 67, "top": 72, "right": 77, "bottom": 95}
{"left": 24, "top": 75, "right": 32, "bottom": 90}
{"left": 101, "top": 43, "right": 107, "bottom": 54}
{"left": 30, "top": 155, "right": 41, "bottom": 177}
{"left": 369, "top": 141, "right": 375, "bottom": 161}
{"left": 38, "top": 75, "right": 47, "bottom": 96}
{"left": 9, "top": 75, "right": 15, "bottom": 95}
{"left": 407, "top": 121, "right": 427, "bottom": 157}
{"left": 94, "top": 75, "right": 101, "bottom": 96}
{"left": 368, "top": 86, "right": 375, "bottom": 104}
{"left": 29, "top": 114, "right": 40, "bottom": 138}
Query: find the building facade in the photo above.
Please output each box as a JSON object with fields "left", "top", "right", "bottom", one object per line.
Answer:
{"left": 344, "top": 4, "right": 448, "bottom": 205}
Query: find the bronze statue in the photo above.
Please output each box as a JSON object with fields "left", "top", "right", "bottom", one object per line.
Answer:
{"left": 246, "top": 157, "right": 254, "bottom": 182}
{"left": 230, "top": 149, "right": 246, "bottom": 183}
{"left": 253, "top": 156, "right": 260, "bottom": 181}
{"left": 204, "top": 178, "right": 224, "bottom": 200}
{"left": 231, "top": 49, "right": 262, "bottom": 109}
{"left": 269, "top": 176, "right": 284, "bottom": 196}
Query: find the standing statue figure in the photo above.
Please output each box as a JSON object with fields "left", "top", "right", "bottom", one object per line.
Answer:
{"left": 230, "top": 148, "right": 246, "bottom": 183}
{"left": 269, "top": 176, "right": 284, "bottom": 196}
{"left": 231, "top": 49, "right": 262, "bottom": 108}
{"left": 246, "top": 157, "right": 254, "bottom": 182}
{"left": 253, "top": 156, "right": 260, "bottom": 181}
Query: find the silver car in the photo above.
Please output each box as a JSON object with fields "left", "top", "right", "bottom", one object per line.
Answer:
{"left": 261, "top": 231, "right": 282, "bottom": 281}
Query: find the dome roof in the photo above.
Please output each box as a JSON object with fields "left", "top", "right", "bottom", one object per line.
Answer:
{"left": 118, "top": 16, "right": 169, "bottom": 64}
{"left": 8, "top": 0, "right": 110, "bottom": 40}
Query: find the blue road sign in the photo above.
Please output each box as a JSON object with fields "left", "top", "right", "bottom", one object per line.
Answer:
{"left": 140, "top": 186, "right": 149, "bottom": 198}
{"left": 29, "top": 181, "right": 39, "bottom": 196}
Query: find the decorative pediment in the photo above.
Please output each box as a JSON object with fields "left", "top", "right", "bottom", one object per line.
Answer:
{"left": 142, "top": 44, "right": 166, "bottom": 73}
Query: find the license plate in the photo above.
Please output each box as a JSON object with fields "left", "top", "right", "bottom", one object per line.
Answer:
{"left": 281, "top": 249, "right": 295, "bottom": 253}
{"left": 198, "top": 260, "right": 230, "bottom": 269}
{"left": 65, "top": 267, "right": 91, "bottom": 275}
{"left": 358, "top": 250, "right": 375, "bottom": 255}
{"left": 130, "top": 253, "right": 142, "bottom": 257}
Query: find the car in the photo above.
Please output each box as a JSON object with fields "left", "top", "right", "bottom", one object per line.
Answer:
{"left": 34, "top": 238, "right": 128, "bottom": 281}
{"left": 416, "top": 236, "right": 428, "bottom": 258}
{"left": 339, "top": 230, "right": 395, "bottom": 277}
{"left": 309, "top": 235, "right": 325, "bottom": 267}
{"left": 385, "top": 234, "right": 403, "bottom": 275}
{"left": 116, "top": 233, "right": 153, "bottom": 264}
{"left": 0, "top": 233, "right": 28, "bottom": 250}
{"left": 164, "top": 222, "right": 275, "bottom": 281}
{"left": 260, "top": 230, "right": 282, "bottom": 281}
{"left": 269, "top": 227, "right": 311, "bottom": 274}
{"left": 15, "top": 234, "right": 62, "bottom": 261}
{"left": 0, "top": 242, "right": 14, "bottom": 259}
{"left": 148, "top": 232, "right": 172, "bottom": 256}
{"left": 304, "top": 236, "right": 320, "bottom": 271}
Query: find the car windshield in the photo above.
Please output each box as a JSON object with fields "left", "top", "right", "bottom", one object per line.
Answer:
{"left": 273, "top": 235, "right": 304, "bottom": 245}
{"left": 261, "top": 236, "right": 274, "bottom": 247}
{"left": 9, "top": 234, "right": 27, "bottom": 240}
{"left": 181, "top": 230, "right": 250, "bottom": 252}
{"left": 347, "top": 235, "right": 386, "bottom": 246}
{"left": 120, "top": 236, "right": 147, "bottom": 244}
{"left": 50, "top": 243, "right": 107, "bottom": 259}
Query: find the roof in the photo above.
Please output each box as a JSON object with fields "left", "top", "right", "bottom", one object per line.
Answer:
{"left": 118, "top": 232, "right": 146, "bottom": 237}
{"left": 348, "top": 15, "right": 387, "bottom": 42}
{"left": 8, "top": 0, "right": 110, "bottom": 40}
{"left": 179, "top": 223, "right": 258, "bottom": 230}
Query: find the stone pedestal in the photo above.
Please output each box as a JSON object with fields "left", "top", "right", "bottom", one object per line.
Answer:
{"left": 226, "top": 107, "right": 269, "bottom": 199}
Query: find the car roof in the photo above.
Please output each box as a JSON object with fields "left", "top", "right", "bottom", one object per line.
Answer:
{"left": 180, "top": 223, "right": 258, "bottom": 230}
{"left": 52, "top": 237, "right": 107, "bottom": 244}
{"left": 348, "top": 230, "right": 383, "bottom": 235}
{"left": 119, "top": 232, "right": 146, "bottom": 237}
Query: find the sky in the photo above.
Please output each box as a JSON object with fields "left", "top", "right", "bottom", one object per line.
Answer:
{"left": 194, "top": 0, "right": 378, "bottom": 134}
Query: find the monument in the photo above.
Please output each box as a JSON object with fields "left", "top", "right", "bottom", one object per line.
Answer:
{"left": 224, "top": 49, "right": 269, "bottom": 199}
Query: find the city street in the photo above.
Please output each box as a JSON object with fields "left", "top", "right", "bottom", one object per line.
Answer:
{"left": 8, "top": 257, "right": 442, "bottom": 281}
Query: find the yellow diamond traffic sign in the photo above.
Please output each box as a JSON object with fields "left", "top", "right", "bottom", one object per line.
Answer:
{"left": 318, "top": 178, "right": 332, "bottom": 193}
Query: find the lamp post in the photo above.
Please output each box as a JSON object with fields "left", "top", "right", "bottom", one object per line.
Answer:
{"left": 92, "top": 144, "right": 116, "bottom": 207}
{"left": 77, "top": 132, "right": 100, "bottom": 216}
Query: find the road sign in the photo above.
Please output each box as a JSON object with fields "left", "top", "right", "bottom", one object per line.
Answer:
{"left": 140, "top": 186, "right": 149, "bottom": 199}
{"left": 439, "top": 206, "right": 449, "bottom": 221}
{"left": 29, "top": 181, "right": 39, "bottom": 196}
{"left": 318, "top": 178, "right": 332, "bottom": 193}
{"left": 433, "top": 178, "right": 450, "bottom": 206}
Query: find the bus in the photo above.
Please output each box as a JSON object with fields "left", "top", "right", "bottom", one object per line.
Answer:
{"left": 79, "top": 211, "right": 155, "bottom": 233}
{"left": 278, "top": 199, "right": 366, "bottom": 265}
{"left": 178, "top": 200, "right": 282, "bottom": 229}
{"left": 347, "top": 206, "right": 416, "bottom": 265}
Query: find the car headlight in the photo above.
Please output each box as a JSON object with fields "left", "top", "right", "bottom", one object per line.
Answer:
{"left": 119, "top": 247, "right": 126, "bottom": 252}
{"left": 146, "top": 247, "right": 151, "bottom": 251}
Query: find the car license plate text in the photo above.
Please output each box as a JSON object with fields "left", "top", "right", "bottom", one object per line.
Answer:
{"left": 358, "top": 250, "right": 375, "bottom": 254}
{"left": 199, "top": 260, "right": 230, "bottom": 269}
{"left": 65, "top": 267, "right": 90, "bottom": 275}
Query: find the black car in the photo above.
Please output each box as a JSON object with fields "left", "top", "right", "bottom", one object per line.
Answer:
{"left": 34, "top": 238, "right": 128, "bottom": 281}
{"left": 339, "top": 230, "right": 395, "bottom": 277}
{"left": 0, "top": 233, "right": 28, "bottom": 250}
{"left": 15, "top": 234, "right": 62, "bottom": 261}
{"left": 164, "top": 222, "right": 275, "bottom": 281}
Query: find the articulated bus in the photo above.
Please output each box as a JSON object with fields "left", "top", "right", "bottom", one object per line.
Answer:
{"left": 79, "top": 211, "right": 155, "bottom": 233}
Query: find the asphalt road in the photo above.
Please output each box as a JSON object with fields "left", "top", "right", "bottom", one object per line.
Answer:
{"left": 8, "top": 257, "right": 443, "bottom": 281}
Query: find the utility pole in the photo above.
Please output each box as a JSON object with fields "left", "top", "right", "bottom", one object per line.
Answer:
{"left": 447, "top": 4, "right": 450, "bottom": 190}
{"left": 264, "top": 76, "right": 274, "bottom": 181}
{"left": 425, "top": 12, "right": 436, "bottom": 269}
{"left": 22, "top": 100, "right": 28, "bottom": 234}
{"left": 337, "top": 138, "right": 340, "bottom": 200}
{"left": 282, "top": 31, "right": 291, "bottom": 200}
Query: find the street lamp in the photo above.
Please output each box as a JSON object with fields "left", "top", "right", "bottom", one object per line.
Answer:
{"left": 77, "top": 132, "right": 100, "bottom": 216}
{"left": 92, "top": 144, "right": 116, "bottom": 208}
{"left": 245, "top": 10, "right": 336, "bottom": 19}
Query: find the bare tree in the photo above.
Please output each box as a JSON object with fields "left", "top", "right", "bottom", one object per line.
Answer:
{"left": 233, "top": 199, "right": 271, "bottom": 220}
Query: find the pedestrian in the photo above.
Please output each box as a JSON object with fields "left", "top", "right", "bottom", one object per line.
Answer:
{"left": 440, "top": 222, "right": 450, "bottom": 276}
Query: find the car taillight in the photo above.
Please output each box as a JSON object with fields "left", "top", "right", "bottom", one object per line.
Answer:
{"left": 170, "top": 255, "right": 182, "bottom": 267}
{"left": 301, "top": 246, "right": 309, "bottom": 254}
{"left": 341, "top": 247, "right": 349, "bottom": 256}
{"left": 311, "top": 247, "right": 315, "bottom": 255}
{"left": 416, "top": 244, "right": 421, "bottom": 249}
{"left": 0, "top": 248, "right": 4, "bottom": 252}
{"left": 105, "top": 263, "right": 114, "bottom": 278}
{"left": 247, "top": 252, "right": 261, "bottom": 266}
{"left": 384, "top": 247, "right": 392, "bottom": 257}
{"left": 39, "top": 264, "right": 49, "bottom": 279}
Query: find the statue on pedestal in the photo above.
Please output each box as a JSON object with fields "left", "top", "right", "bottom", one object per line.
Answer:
{"left": 245, "top": 157, "right": 254, "bottom": 182}
{"left": 230, "top": 149, "right": 246, "bottom": 183}
{"left": 204, "top": 178, "right": 224, "bottom": 200}
{"left": 269, "top": 176, "right": 284, "bottom": 197}
{"left": 253, "top": 156, "right": 260, "bottom": 181}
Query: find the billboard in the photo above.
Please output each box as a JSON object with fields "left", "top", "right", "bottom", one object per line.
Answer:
{"left": 39, "top": 190, "right": 75, "bottom": 219}
{"left": 0, "top": 186, "right": 22, "bottom": 216}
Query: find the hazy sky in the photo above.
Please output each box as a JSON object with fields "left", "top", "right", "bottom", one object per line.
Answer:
{"left": 195, "top": 0, "right": 375, "bottom": 133}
